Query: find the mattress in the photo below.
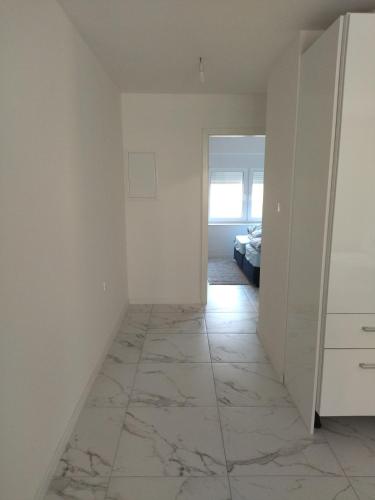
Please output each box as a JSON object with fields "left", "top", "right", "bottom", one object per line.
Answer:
{"left": 234, "top": 235, "right": 250, "bottom": 255}
{"left": 245, "top": 243, "right": 261, "bottom": 268}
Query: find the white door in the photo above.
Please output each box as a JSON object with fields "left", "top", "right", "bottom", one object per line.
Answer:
{"left": 327, "top": 14, "right": 375, "bottom": 314}
{"left": 285, "top": 17, "right": 344, "bottom": 431}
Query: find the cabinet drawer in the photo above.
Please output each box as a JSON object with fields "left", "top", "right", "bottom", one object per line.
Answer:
{"left": 324, "top": 314, "right": 375, "bottom": 348}
{"left": 319, "top": 349, "right": 375, "bottom": 416}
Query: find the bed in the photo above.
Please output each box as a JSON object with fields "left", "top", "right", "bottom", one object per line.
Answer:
{"left": 233, "top": 224, "right": 262, "bottom": 287}
{"left": 233, "top": 234, "right": 250, "bottom": 268}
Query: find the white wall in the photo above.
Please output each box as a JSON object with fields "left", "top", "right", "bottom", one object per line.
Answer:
{"left": 208, "top": 225, "right": 249, "bottom": 258}
{"left": 258, "top": 32, "right": 319, "bottom": 380}
{"left": 122, "top": 93, "right": 266, "bottom": 303}
{"left": 0, "top": 2, "right": 127, "bottom": 499}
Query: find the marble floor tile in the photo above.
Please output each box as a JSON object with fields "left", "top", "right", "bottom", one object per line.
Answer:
{"left": 243, "top": 285, "right": 259, "bottom": 300}
{"left": 55, "top": 407, "right": 124, "bottom": 478}
{"left": 113, "top": 407, "right": 226, "bottom": 477}
{"left": 44, "top": 477, "right": 108, "bottom": 500}
{"left": 86, "top": 360, "right": 137, "bottom": 408}
{"left": 148, "top": 312, "right": 206, "bottom": 333}
{"left": 130, "top": 363, "right": 217, "bottom": 407}
{"left": 127, "top": 304, "right": 153, "bottom": 313}
{"left": 205, "top": 313, "right": 257, "bottom": 334}
{"left": 106, "top": 477, "right": 230, "bottom": 500}
{"left": 141, "top": 334, "right": 211, "bottom": 363}
{"left": 207, "top": 285, "right": 250, "bottom": 300}
{"left": 322, "top": 417, "right": 375, "bottom": 476}
{"left": 247, "top": 301, "right": 258, "bottom": 313}
{"left": 247, "top": 296, "right": 259, "bottom": 308}
{"left": 230, "top": 477, "right": 357, "bottom": 500}
{"left": 213, "top": 363, "right": 293, "bottom": 407}
{"left": 220, "top": 407, "right": 342, "bottom": 476}
{"left": 349, "top": 477, "right": 375, "bottom": 500}
{"left": 208, "top": 334, "right": 268, "bottom": 362}
{"left": 107, "top": 332, "right": 145, "bottom": 364}
{"left": 205, "top": 301, "right": 257, "bottom": 313}
{"left": 152, "top": 304, "right": 204, "bottom": 313}
{"left": 119, "top": 312, "right": 149, "bottom": 334}
{"left": 206, "top": 285, "right": 254, "bottom": 313}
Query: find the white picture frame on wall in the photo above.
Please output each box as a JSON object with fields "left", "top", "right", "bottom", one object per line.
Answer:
{"left": 128, "top": 152, "right": 157, "bottom": 198}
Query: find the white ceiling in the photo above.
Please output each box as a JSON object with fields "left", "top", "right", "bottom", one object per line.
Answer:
{"left": 58, "top": 0, "right": 375, "bottom": 93}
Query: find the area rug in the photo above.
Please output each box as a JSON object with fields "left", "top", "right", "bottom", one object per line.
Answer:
{"left": 208, "top": 258, "right": 249, "bottom": 285}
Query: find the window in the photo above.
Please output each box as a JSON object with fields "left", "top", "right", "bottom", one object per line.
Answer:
{"left": 208, "top": 134, "right": 265, "bottom": 223}
{"left": 250, "top": 170, "right": 264, "bottom": 219}
{"left": 209, "top": 168, "right": 264, "bottom": 222}
{"left": 209, "top": 171, "right": 245, "bottom": 220}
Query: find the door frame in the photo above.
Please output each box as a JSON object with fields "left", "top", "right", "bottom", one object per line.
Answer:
{"left": 201, "top": 127, "right": 265, "bottom": 303}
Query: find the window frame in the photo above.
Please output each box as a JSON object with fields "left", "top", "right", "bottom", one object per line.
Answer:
{"left": 208, "top": 166, "right": 263, "bottom": 224}
{"left": 208, "top": 167, "right": 248, "bottom": 223}
{"left": 247, "top": 168, "right": 264, "bottom": 222}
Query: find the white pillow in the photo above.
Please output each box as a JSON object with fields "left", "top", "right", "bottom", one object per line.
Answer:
{"left": 252, "top": 228, "right": 262, "bottom": 238}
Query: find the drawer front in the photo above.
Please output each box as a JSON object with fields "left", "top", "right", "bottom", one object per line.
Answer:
{"left": 324, "top": 314, "right": 375, "bottom": 348}
{"left": 319, "top": 349, "right": 375, "bottom": 416}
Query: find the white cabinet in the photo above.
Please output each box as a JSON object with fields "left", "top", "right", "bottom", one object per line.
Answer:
{"left": 326, "top": 14, "right": 375, "bottom": 315}
{"left": 320, "top": 350, "right": 375, "bottom": 416}
{"left": 324, "top": 315, "right": 375, "bottom": 349}
{"left": 284, "top": 13, "right": 375, "bottom": 431}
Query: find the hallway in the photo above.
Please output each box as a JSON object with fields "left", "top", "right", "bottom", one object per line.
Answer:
{"left": 46, "top": 285, "right": 371, "bottom": 499}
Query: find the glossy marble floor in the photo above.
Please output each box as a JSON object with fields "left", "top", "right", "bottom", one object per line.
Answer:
{"left": 45, "top": 285, "right": 375, "bottom": 500}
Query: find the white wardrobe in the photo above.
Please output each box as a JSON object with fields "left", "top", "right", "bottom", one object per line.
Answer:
{"left": 284, "top": 13, "right": 375, "bottom": 432}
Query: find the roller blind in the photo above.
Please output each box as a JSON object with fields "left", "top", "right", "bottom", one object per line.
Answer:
{"left": 250, "top": 170, "right": 264, "bottom": 219}
{"left": 209, "top": 170, "right": 244, "bottom": 220}
{"left": 210, "top": 171, "right": 244, "bottom": 184}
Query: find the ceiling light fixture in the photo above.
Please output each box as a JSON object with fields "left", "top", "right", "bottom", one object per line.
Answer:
{"left": 199, "top": 57, "right": 205, "bottom": 84}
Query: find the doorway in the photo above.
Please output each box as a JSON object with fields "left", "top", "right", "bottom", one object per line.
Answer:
{"left": 201, "top": 130, "right": 265, "bottom": 304}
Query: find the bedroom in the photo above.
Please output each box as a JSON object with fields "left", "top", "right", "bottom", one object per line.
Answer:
{"left": 207, "top": 134, "right": 265, "bottom": 294}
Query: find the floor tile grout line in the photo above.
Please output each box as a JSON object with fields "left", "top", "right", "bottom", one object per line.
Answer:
{"left": 207, "top": 335, "right": 269, "bottom": 364}
{"left": 205, "top": 312, "right": 258, "bottom": 315}
{"left": 92, "top": 404, "right": 320, "bottom": 409}
{"left": 141, "top": 323, "right": 210, "bottom": 362}
{"left": 103, "top": 310, "right": 150, "bottom": 498}
{"left": 207, "top": 331, "right": 234, "bottom": 500}
{"left": 127, "top": 331, "right": 211, "bottom": 407}
{"left": 61, "top": 296, "right": 357, "bottom": 489}
{"left": 125, "top": 405, "right": 295, "bottom": 409}
{"left": 105, "top": 309, "right": 231, "bottom": 495}
{"left": 48, "top": 294, "right": 365, "bottom": 497}
{"left": 319, "top": 425, "right": 361, "bottom": 500}
{"left": 132, "top": 361, "right": 216, "bottom": 367}
{"left": 347, "top": 476, "right": 373, "bottom": 500}
{"left": 56, "top": 380, "right": 356, "bottom": 486}
{"left": 120, "top": 306, "right": 151, "bottom": 337}
{"left": 102, "top": 407, "right": 127, "bottom": 499}
{"left": 144, "top": 332, "right": 258, "bottom": 335}
{"left": 53, "top": 308, "right": 147, "bottom": 496}
{"left": 102, "top": 473, "right": 359, "bottom": 478}
{"left": 131, "top": 361, "right": 272, "bottom": 365}
{"left": 346, "top": 478, "right": 362, "bottom": 500}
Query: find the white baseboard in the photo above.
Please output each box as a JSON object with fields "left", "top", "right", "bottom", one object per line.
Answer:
{"left": 33, "top": 302, "right": 128, "bottom": 500}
